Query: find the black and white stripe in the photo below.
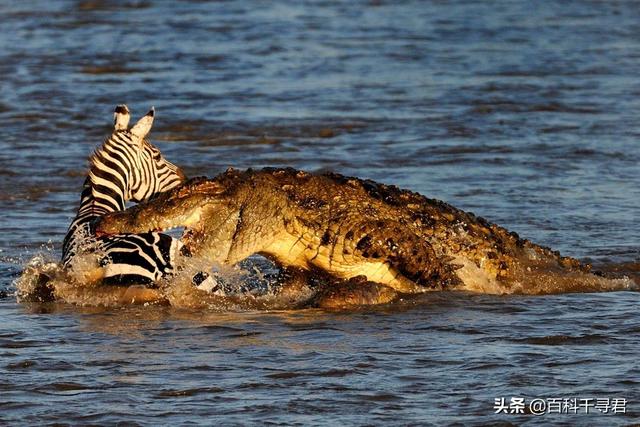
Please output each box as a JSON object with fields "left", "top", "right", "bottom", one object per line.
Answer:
{"left": 62, "top": 105, "right": 190, "bottom": 285}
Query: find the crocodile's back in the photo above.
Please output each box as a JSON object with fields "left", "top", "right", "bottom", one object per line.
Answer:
{"left": 232, "top": 167, "right": 592, "bottom": 293}
{"left": 98, "top": 167, "right": 623, "bottom": 294}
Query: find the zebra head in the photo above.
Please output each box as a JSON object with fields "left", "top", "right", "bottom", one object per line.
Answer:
{"left": 89, "top": 105, "right": 187, "bottom": 207}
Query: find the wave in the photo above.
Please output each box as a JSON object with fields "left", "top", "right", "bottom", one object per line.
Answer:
{"left": 12, "top": 251, "right": 637, "bottom": 311}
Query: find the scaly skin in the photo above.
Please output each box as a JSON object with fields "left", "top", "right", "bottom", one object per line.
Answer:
{"left": 95, "top": 167, "right": 600, "bottom": 304}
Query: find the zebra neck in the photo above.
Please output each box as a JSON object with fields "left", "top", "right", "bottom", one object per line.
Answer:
{"left": 62, "top": 176, "right": 128, "bottom": 261}
{"left": 81, "top": 173, "right": 127, "bottom": 213}
{"left": 72, "top": 176, "right": 127, "bottom": 227}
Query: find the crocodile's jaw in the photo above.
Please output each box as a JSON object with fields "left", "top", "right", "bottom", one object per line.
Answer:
{"left": 96, "top": 176, "right": 228, "bottom": 236}
{"left": 95, "top": 203, "right": 212, "bottom": 236}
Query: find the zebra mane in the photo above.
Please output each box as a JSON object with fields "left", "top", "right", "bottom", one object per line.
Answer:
{"left": 88, "top": 140, "right": 111, "bottom": 170}
{"left": 87, "top": 147, "right": 104, "bottom": 172}
{"left": 86, "top": 132, "right": 143, "bottom": 186}
{"left": 87, "top": 139, "right": 119, "bottom": 187}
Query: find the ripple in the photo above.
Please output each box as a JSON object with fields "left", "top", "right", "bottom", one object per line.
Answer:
{"left": 5, "top": 360, "right": 38, "bottom": 370}
{"left": 354, "top": 393, "right": 403, "bottom": 402}
{"left": 265, "top": 368, "right": 360, "bottom": 379}
{"left": 34, "top": 381, "right": 94, "bottom": 395}
{"left": 2, "top": 0, "right": 640, "bottom": 424}
{"left": 156, "top": 387, "right": 224, "bottom": 398}
{"left": 80, "top": 65, "right": 145, "bottom": 75}
{"left": 509, "top": 334, "right": 615, "bottom": 346}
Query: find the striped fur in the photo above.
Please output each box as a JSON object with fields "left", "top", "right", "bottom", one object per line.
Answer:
{"left": 62, "top": 105, "right": 189, "bottom": 285}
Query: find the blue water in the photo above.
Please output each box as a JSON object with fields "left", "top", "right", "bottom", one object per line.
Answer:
{"left": 1, "top": 1, "right": 639, "bottom": 424}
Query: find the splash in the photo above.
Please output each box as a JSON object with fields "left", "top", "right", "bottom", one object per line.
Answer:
{"left": 13, "top": 250, "right": 311, "bottom": 310}
{"left": 15, "top": 254, "right": 61, "bottom": 303}
{"left": 14, "top": 252, "right": 162, "bottom": 307}
{"left": 13, "top": 250, "right": 638, "bottom": 310}
{"left": 158, "top": 255, "right": 316, "bottom": 310}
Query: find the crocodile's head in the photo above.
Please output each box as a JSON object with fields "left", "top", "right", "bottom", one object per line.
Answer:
{"left": 95, "top": 177, "right": 227, "bottom": 237}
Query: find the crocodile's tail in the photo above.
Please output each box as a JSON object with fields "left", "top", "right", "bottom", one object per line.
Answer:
{"left": 452, "top": 248, "right": 636, "bottom": 295}
{"left": 506, "top": 252, "right": 636, "bottom": 295}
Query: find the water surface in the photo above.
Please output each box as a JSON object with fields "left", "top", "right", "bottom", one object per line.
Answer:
{"left": 1, "top": 0, "right": 639, "bottom": 424}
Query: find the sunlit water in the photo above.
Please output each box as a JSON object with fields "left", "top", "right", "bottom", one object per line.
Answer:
{"left": 1, "top": 1, "right": 639, "bottom": 424}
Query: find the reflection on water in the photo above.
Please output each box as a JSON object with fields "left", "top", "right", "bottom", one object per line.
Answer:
{"left": 1, "top": 0, "right": 639, "bottom": 424}
{"left": 4, "top": 292, "right": 640, "bottom": 424}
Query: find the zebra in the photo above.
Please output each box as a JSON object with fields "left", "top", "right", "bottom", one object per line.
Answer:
{"left": 62, "top": 105, "right": 214, "bottom": 289}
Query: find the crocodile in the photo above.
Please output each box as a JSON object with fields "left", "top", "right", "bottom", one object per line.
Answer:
{"left": 94, "top": 167, "right": 627, "bottom": 306}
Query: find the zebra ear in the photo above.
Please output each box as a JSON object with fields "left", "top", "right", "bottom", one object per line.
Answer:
{"left": 129, "top": 107, "right": 155, "bottom": 140}
{"left": 113, "top": 104, "right": 130, "bottom": 130}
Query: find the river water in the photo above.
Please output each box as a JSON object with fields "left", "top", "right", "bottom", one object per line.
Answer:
{"left": 1, "top": 1, "right": 639, "bottom": 424}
